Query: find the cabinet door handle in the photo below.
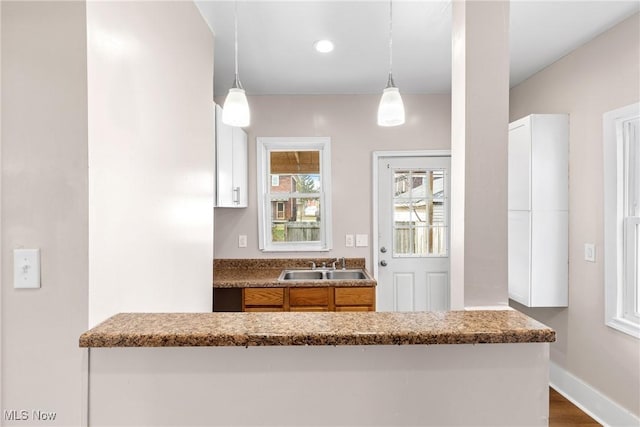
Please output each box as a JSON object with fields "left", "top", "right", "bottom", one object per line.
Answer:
{"left": 233, "top": 187, "right": 240, "bottom": 204}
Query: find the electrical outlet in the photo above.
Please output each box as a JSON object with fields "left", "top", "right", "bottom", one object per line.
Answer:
{"left": 238, "top": 235, "right": 247, "bottom": 248}
{"left": 584, "top": 243, "right": 595, "bottom": 262}
{"left": 345, "top": 234, "right": 354, "bottom": 247}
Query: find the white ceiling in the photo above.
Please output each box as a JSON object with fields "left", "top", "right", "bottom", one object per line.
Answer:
{"left": 195, "top": 1, "right": 639, "bottom": 96}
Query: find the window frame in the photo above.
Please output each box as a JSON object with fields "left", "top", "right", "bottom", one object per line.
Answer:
{"left": 257, "top": 137, "right": 332, "bottom": 252}
{"left": 604, "top": 102, "right": 640, "bottom": 339}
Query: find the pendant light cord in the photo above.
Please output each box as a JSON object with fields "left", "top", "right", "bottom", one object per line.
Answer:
{"left": 234, "top": 0, "right": 239, "bottom": 78}
{"left": 388, "top": 0, "right": 393, "bottom": 77}
{"left": 223, "top": 0, "right": 250, "bottom": 127}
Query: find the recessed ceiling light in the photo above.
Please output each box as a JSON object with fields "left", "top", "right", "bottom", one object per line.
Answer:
{"left": 313, "top": 39, "right": 334, "bottom": 53}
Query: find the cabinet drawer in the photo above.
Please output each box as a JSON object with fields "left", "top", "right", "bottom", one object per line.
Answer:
{"left": 244, "top": 307, "right": 284, "bottom": 312}
{"left": 335, "top": 287, "right": 375, "bottom": 306}
{"left": 335, "top": 306, "right": 373, "bottom": 312}
{"left": 289, "top": 287, "right": 330, "bottom": 306}
{"left": 290, "top": 306, "right": 329, "bottom": 312}
{"left": 244, "top": 288, "right": 284, "bottom": 306}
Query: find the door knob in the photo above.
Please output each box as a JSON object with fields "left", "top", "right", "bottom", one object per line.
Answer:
{"left": 380, "top": 247, "right": 387, "bottom": 253}
{"left": 380, "top": 260, "right": 387, "bottom": 267}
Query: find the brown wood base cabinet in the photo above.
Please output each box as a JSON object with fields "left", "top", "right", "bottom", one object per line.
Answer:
{"left": 242, "top": 287, "right": 375, "bottom": 312}
{"left": 242, "top": 288, "right": 286, "bottom": 312}
{"left": 290, "top": 287, "right": 332, "bottom": 311}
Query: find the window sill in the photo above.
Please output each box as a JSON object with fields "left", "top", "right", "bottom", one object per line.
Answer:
{"left": 260, "top": 245, "right": 331, "bottom": 253}
{"left": 606, "top": 317, "right": 640, "bottom": 339}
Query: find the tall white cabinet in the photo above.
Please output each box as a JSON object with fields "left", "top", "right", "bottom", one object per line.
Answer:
{"left": 215, "top": 104, "right": 248, "bottom": 208}
{"left": 508, "top": 114, "right": 569, "bottom": 307}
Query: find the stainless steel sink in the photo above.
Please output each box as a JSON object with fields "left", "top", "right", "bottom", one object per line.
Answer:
{"left": 325, "top": 270, "right": 367, "bottom": 280}
{"left": 278, "top": 269, "right": 370, "bottom": 281}
{"left": 280, "top": 270, "right": 324, "bottom": 280}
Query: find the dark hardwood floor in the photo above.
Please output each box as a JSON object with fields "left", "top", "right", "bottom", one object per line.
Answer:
{"left": 549, "top": 387, "right": 601, "bottom": 427}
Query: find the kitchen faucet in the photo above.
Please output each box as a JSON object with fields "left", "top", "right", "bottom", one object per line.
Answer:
{"left": 331, "top": 257, "right": 346, "bottom": 270}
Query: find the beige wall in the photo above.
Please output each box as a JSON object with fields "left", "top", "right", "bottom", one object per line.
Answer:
{"left": 510, "top": 13, "right": 640, "bottom": 416}
{"left": 1, "top": 2, "right": 89, "bottom": 424}
{"left": 213, "top": 94, "right": 451, "bottom": 268}
{"left": 86, "top": 1, "right": 215, "bottom": 327}
{"left": 1, "top": 0, "right": 215, "bottom": 422}
{"left": 0, "top": 0, "right": 3, "bottom": 409}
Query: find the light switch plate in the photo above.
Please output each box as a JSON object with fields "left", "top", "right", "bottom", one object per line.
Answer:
{"left": 345, "top": 234, "right": 354, "bottom": 247}
{"left": 355, "top": 234, "right": 368, "bottom": 247}
{"left": 584, "top": 243, "right": 596, "bottom": 263}
{"left": 238, "top": 235, "right": 248, "bottom": 248}
{"left": 14, "top": 248, "right": 41, "bottom": 289}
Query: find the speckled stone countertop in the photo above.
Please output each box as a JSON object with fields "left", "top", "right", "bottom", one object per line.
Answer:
{"left": 79, "top": 310, "right": 555, "bottom": 348}
{"left": 213, "top": 258, "right": 376, "bottom": 288}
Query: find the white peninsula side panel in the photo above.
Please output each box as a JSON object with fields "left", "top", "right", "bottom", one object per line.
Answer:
{"left": 88, "top": 343, "right": 550, "bottom": 426}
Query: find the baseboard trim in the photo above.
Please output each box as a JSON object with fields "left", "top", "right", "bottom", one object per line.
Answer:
{"left": 550, "top": 361, "right": 640, "bottom": 427}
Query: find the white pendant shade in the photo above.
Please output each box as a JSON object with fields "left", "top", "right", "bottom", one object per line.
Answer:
{"left": 378, "top": 0, "right": 404, "bottom": 127}
{"left": 222, "top": 87, "right": 250, "bottom": 127}
{"left": 223, "top": 0, "right": 250, "bottom": 128}
{"left": 377, "top": 86, "right": 405, "bottom": 127}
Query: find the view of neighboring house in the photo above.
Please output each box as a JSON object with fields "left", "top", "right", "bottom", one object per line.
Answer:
{"left": 270, "top": 173, "right": 321, "bottom": 242}
{"left": 271, "top": 175, "right": 298, "bottom": 221}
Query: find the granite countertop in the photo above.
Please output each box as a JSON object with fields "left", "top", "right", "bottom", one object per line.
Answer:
{"left": 213, "top": 258, "right": 376, "bottom": 288}
{"left": 79, "top": 310, "right": 555, "bottom": 348}
{"left": 214, "top": 268, "right": 285, "bottom": 287}
{"left": 213, "top": 268, "right": 377, "bottom": 288}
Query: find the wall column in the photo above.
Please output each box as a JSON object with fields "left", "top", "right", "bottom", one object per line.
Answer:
{"left": 1, "top": 2, "right": 89, "bottom": 423}
{"left": 450, "top": 0, "right": 510, "bottom": 308}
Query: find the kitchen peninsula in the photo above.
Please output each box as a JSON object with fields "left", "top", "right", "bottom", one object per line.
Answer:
{"left": 80, "top": 309, "right": 554, "bottom": 426}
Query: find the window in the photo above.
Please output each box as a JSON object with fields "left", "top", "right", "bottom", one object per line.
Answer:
{"left": 393, "top": 169, "right": 448, "bottom": 257}
{"left": 604, "top": 102, "right": 640, "bottom": 338}
{"left": 257, "top": 137, "right": 332, "bottom": 252}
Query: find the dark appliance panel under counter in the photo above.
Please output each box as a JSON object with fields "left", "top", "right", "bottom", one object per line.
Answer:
{"left": 213, "top": 288, "right": 242, "bottom": 312}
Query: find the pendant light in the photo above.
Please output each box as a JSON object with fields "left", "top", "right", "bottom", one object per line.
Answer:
{"left": 377, "top": 0, "right": 405, "bottom": 127}
{"left": 222, "top": 0, "right": 250, "bottom": 127}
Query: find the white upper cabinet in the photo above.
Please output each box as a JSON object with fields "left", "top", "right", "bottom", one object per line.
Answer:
{"left": 508, "top": 114, "right": 569, "bottom": 212}
{"left": 508, "top": 114, "right": 569, "bottom": 307}
{"left": 507, "top": 120, "right": 532, "bottom": 211}
{"left": 215, "top": 104, "right": 248, "bottom": 208}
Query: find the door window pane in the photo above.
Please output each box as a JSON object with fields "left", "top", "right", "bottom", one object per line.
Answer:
{"left": 394, "top": 227, "right": 411, "bottom": 255}
{"left": 412, "top": 204, "right": 428, "bottom": 224}
{"left": 393, "top": 168, "right": 447, "bottom": 257}
{"left": 430, "top": 226, "right": 448, "bottom": 256}
{"left": 414, "top": 226, "right": 428, "bottom": 255}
